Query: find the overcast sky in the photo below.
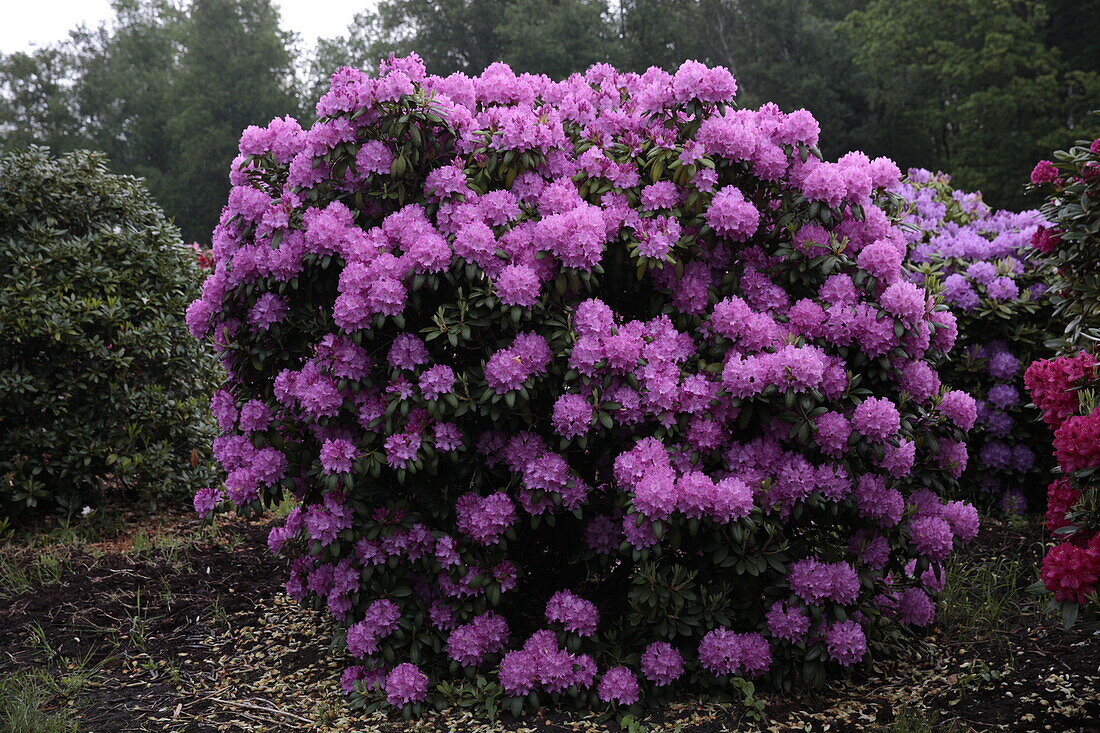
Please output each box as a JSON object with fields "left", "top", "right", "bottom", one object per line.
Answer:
{"left": 0, "top": 0, "right": 369, "bottom": 54}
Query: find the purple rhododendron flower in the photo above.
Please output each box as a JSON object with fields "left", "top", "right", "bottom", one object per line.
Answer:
{"left": 320, "top": 438, "right": 357, "bottom": 474}
{"left": 552, "top": 393, "right": 594, "bottom": 438}
{"left": 597, "top": 667, "right": 640, "bottom": 705}
{"left": 825, "top": 620, "right": 867, "bottom": 667}
{"left": 446, "top": 612, "right": 509, "bottom": 665}
{"left": 545, "top": 590, "right": 599, "bottom": 636}
{"left": 766, "top": 601, "right": 810, "bottom": 642}
{"left": 384, "top": 663, "right": 428, "bottom": 706}
{"left": 852, "top": 397, "right": 901, "bottom": 443}
{"left": 640, "top": 641, "right": 684, "bottom": 686}
{"left": 788, "top": 558, "right": 860, "bottom": 605}
{"left": 419, "top": 364, "right": 456, "bottom": 399}
{"left": 698, "top": 629, "right": 772, "bottom": 676}
{"left": 193, "top": 487, "right": 223, "bottom": 518}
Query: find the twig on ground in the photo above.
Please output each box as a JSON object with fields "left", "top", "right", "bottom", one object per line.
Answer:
{"left": 207, "top": 697, "right": 314, "bottom": 724}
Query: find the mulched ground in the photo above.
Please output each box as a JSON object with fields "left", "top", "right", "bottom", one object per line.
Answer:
{"left": 1, "top": 512, "right": 1097, "bottom": 732}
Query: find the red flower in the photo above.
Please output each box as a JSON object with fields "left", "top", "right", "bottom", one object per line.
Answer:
{"left": 1030, "top": 159, "right": 1060, "bottom": 185}
{"left": 1024, "top": 352, "right": 1097, "bottom": 429}
{"left": 189, "top": 242, "right": 214, "bottom": 270}
{"left": 1090, "top": 138, "right": 1100, "bottom": 156}
{"left": 1046, "top": 478, "right": 1082, "bottom": 535}
{"left": 1041, "top": 542, "right": 1100, "bottom": 604}
{"left": 1030, "top": 226, "right": 1061, "bottom": 254}
{"left": 1053, "top": 408, "right": 1100, "bottom": 473}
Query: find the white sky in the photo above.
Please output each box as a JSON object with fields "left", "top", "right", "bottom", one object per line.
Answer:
{"left": 0, "top": 0, "right": 370, "bottom": 55}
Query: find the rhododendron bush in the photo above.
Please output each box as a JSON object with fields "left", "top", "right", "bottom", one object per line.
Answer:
{"left": 890, "top": 169, "right": 1055, "bottom": 512}
{"left": 1026, "top": 131, "right": 1100, "bottom": 626}
{"left": 1027, "top": 352, "right": 1100, "bottom": 624}
{"left": 0, "top": 147, "right": 218, "bottom": 518}
{"left": 189, "top": 56, "right": 979, "bottom": 714}
{"left": 1030, "top": 126, "right": 1100, "bottom": 351}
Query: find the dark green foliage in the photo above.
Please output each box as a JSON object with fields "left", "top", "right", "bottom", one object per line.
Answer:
{"left": 1032, "top": 123, "right": 1100, "bottom": 350}
{"left": 845, "top": 0, "right": 1100, "bottom": 210}
{"left": 166, "top": 0, "right": 299, "bottom": 240}
{"left": 496, "top": 0, "right": 613, "bottom": 79}
{"left": 0, "top": 0, "right": 299, "bottom": 242}
{"left": 308, "top": 0, "right": 615, "bottom": 94}
{"left": 0, "top": 147, "right": 218, "bottom": 519}
{"left": 0, "top": 46, "right": 82, "bottom": 153}
{"left": 70, "top": 1, "right": 186, "bottom": 208}
{"left": 612, "top": 0, "right": 707, "bottom": 73}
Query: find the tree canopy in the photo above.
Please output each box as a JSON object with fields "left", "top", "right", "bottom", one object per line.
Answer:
{"left": 0, "top": 0, "right": 298, "bottom": 241}
{"left": 2, "top": 0, "right": 1097, "bottom": 238}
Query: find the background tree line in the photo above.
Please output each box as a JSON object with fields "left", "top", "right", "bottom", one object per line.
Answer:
{"left": 3, "top": 0, "right": 1096, "bottom": 241}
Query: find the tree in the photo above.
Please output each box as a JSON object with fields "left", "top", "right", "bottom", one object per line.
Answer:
{"left": 1044, "top": 0, "right": 1100, "bottom": 77}
{"left": 168, "top": 0, "right": 299, "bottom": 240}
{"left": 694, "top": 0, "right": 875, "bottom": 159}
{"left": 496, "top": 0, "right": 615, "bottom": 78}
{"left": 72, "top": 0, "right": 184, "bottom": 211}
{"left": 308, "top": 8, "right": 410, "bottom": 102}
{"left": 612, "top": 0, "right": 707, "bottom": 73}
{"left": 0, "top": 0, "right": 300, "bottom": 242}
{"left": 845, "top": 0, "right": 1100, "bottom": 208}
{"left": 323, "top": 0, "right": 508, "bottom": 78}
{"left": 0, "top": 46, "right": 82, "bottom": 152}
{"left": 308, "top": 0, "right": 616, "bottom": 92}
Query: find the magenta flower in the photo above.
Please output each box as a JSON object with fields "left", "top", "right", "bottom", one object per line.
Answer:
{"left": 545, "top": 590, "right": 599, "bottom": 636}
{"left": 640, "top": 642, "right": 684, "bottom": 685}
{"left": 320, "top": 438, "right": 356, "bottom": 474}
{"left": 384, "top": 663, "right": 428, "bottom": 707}
{"left": 552, "top": 393, "right": 593, "bottom": 438}
{"left": 1029, "top": 159, "right": 1059, "bottom": 185}
{"left": 597, "top": 666, "right": 640, "bottom": 705}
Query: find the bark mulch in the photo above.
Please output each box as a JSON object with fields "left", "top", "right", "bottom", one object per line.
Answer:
{"left": 1, "top": 513, "right": 1096, "bottom": 732}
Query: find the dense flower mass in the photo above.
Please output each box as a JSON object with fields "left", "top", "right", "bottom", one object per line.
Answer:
{"left": 192, "top": 56, "right": 977, "bottom": 713}
{"left": 890, "top": 169, "right": 1055, "bottom": 512}
{"left": 1026, "top": 131, "right": 1100, "bottom": 624}
{"left": 1026, "top": 353, "right": 1100, "bottom": 610}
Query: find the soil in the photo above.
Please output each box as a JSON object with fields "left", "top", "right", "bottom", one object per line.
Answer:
{"left": 1, "top": 512, "right": 1097, "bottom": 732}
{"left": 0, "top": 513, "right": 287, "bottom": 732}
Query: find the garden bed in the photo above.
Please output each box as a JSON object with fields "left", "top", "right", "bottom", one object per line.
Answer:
{"left": 1, "top": 511, "right": 1096, "bottom": 732}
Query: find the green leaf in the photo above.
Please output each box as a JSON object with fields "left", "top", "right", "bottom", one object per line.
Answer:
{"left": 1062, "top": 601, "right": 1079, "bottom": 629}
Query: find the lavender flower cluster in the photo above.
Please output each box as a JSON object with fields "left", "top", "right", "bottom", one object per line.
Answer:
{"left": 190, "top": 56, "right": 977, "bottom": 714}
{"left": 890, "top": 169, "right": 1055, "bottom": 511}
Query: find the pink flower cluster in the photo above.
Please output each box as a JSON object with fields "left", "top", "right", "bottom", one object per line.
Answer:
{"left": 1041, "top": 538, "right": 1100, "bottom": 605}
{"left": 614, "top": 438, "right": 754, "bottom": 522}
{"left": 1053, "top": 410, "right": 1100, "bottom": 473}
{"left": 545, "top": 590, "right": 599, "bottom": 636}
{"left": 446, "top": 612, "right": 509, "bottom": 665}
{"left": 698, "top": 629, "right": 772, "bottom": 676}
{"left": 499, "top": 630, "right": 597, "bottom": 695}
